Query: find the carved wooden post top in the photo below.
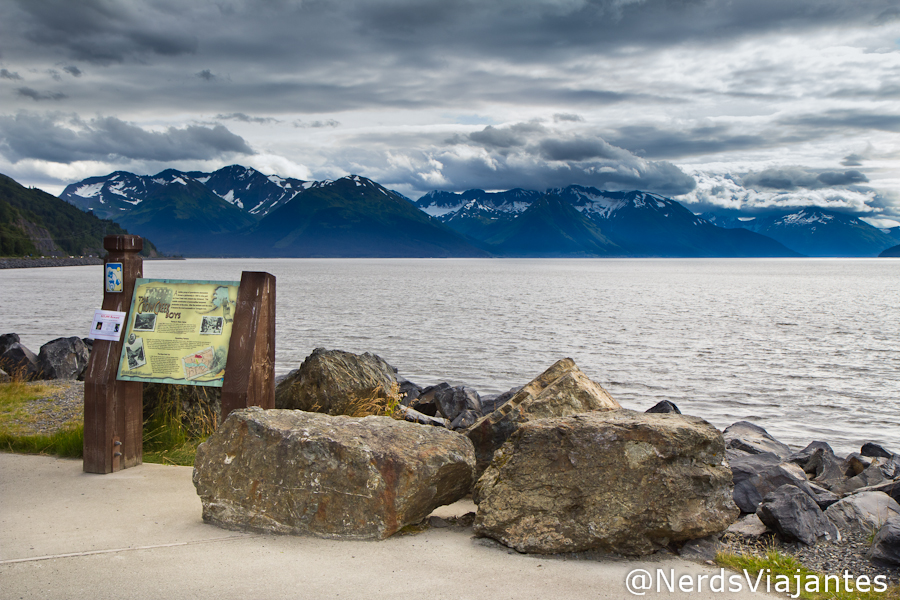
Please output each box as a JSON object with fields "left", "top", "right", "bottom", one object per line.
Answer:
{"left": 104, "top": 235, "right": 143, "bottom": 253}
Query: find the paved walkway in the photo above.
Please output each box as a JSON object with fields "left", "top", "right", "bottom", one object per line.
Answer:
{"left": 0, "top": 453, "right": 777, "bottom": 600}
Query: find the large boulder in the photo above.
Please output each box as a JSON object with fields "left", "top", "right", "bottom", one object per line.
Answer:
{"left": 867, "top": 515, "right": 900, "bottom": 566}
{"left": 756, "top": 485, "right": 840, "bottom": 545}
{"left": 831, "top": 456, "right": 899, "bottom": 496}
{"left": 473, "top": 410, "right": 738, "bottom": 556}
{"left": 861, "top": 442, "right": 894, "bottom": 459}
{"left": 0, "top": 342, "right": 38, "bottom": 380}
{"left": 723, "top": 421, "right": 792, "bottom": 460}
{"left": 433, "top": 385, "right": 482, "bottom": 422}
{"left": 0, "top": 333, "right": 20, "bottom": 356}
{"left": 274, "top": 348, "right": 397, "bottom": 416}
{"left": 466, "top": 359, "right": 620, "bottom": 476}
{"left": 788, "top": 441, "right": 846, "bottom": 490}
{"left": 730, "top": 453, "right": 823, "bottom": 513}
{"left": 36, "top": 336, "right": 90, "bottom": 380}
{"left": 193, "top": 407, "right": 475, "bottom": 540}
{"left": 824, "top": 491, "right": 900, "bottom": 536}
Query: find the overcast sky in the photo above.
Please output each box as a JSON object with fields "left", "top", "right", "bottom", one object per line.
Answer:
{"left": 1, "top": 0, "right": 899, "bottom": 224}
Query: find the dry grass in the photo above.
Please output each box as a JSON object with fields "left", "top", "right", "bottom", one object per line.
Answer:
{"left": 344, "top": 382, "right": 403, "bottom": 418}
{"left": 0, "top": 380, "right": 62, "bottom": 434}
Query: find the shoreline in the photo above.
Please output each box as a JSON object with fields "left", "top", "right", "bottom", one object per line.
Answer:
{"left": 0, "top": 256, "right": 184, "bottom": 269}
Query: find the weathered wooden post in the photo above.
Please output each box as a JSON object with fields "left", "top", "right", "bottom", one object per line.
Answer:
{"left": 221, "top": 271, "right": 276, "bottom": 423}
{"left": 83, "top": 235, "right": 144, "bottom": 473}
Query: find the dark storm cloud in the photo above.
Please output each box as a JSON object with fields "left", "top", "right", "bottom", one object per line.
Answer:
{"left": 356, "top": 123, "right": 697, "bottom": 196}
{"left": 0, "top": 112, "right": 254, "bottom": 163}
{"left": 217, "top": 113, "right": 280, "bottom": 124}
{"left": 741, "top": 167, "right": 869, "bottom": 191}
{"left": 607, "top": 125, "right": 769, "bottom": 159}
{"left": 196, "top": 70, "right": 216, "bottom": 81}
{"left": 63, "top": 65, "right": 82, "bottom": 77}
{"left": 841, "top": 154, "right": 864, "bottom": 167}
{"left": 16, "top": 87, "right": 67, "bottom": 101}
{"left": 6, "top": 0, "right": 197, "bottom": 64}
{"left": 782, "top": 110, "right": 900, "bottom": 133}
{"left": 0, "top": 69, "right": 22, "bottom": 80}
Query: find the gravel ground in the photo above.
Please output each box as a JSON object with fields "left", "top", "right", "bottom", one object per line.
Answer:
{"left": 720, "top": 529, "right": 900, "bottom": 587}
{"left": 4, "top": 380, "right": 84, "bottom": 435}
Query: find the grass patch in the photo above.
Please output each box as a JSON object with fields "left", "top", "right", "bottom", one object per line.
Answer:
{"left": 0, "top": 380, "right": 61, "bottom": 433}
{"left": 717, "top": 546, "right": 900, "bottom": 600}
{"left": 0, "top": 424, "right": 84, "bottom": 457}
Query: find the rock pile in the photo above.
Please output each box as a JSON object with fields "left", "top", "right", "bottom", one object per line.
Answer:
{"left": 0, "top": 333, "right": 92, "bottom": 381}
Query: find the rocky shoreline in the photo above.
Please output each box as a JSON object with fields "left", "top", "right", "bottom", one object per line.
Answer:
{"left": 3, "top": 337, "right": 898, "bottom": 584}
{"left": 0, "top": 257, "right": 104, "bottom": 269}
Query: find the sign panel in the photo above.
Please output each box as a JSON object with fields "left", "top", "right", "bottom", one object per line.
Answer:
{"left": 116, "top": 278, "right": 239, "bottom": 387}
{"left": 89, "top": 309, "right": 127, "bottom": 342}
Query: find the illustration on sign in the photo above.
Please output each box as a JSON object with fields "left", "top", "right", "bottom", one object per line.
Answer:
{"left": 106, "top": 263, "right": 124, "bottom": 293}
{"left": 116, "top": 278, "right": 239, "bottom": 387}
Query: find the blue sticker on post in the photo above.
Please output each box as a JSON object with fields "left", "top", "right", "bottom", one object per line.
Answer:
{"left": 106, "top": 262, "right": 124, "bottom": 293}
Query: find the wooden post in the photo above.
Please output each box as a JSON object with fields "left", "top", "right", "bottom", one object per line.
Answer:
{"left": 220, "top": 271, "right": 276, "bottom": 423}
{"left": 83, "top": 235, "right": 144, "bottom": 473}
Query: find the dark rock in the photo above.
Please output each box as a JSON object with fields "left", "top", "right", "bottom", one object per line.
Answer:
{"left": 646, "top": 400, "right": 681, "bottom": 414}
{"left": 480, "top": 386, "right": 521, "bottom": 414}
{"left": 0, "top": 368, "right": 8, "bottom": 383}
{"left": 36, "top": 336, "right": 90, "bottom": 380}
{"left": 861, "top": 442, "right": 894, "bottom": 459}
{"left": 787, "top": 442, "right": 848, "bottom": 491}
{"left": 726, "top": 513, "right": 769, "bottom": 539}
{"left": 730, "top": 453, "right": 818, "bottom": 513}
{"left": 413, "top": 383, "right": 449, "bottom": 417}
{"left": 396, "top": 405, "right": 450, "bottom": 428}
{"left": 679, "top": 535, "right": 721, "bottom": 561}
{"left": 831, "top": 458, "right": 895, "bottom": 496}
{"left": 825, "top": 491, "right": 900, "bottom": 535}
{"left": 756, "top": 484, "right": 840, "bottom": 545}
{"left": 434, "top": 386, "right": 482, "bottom": 422}
{"left": 723, "top": 421, "right": 792, "bottom": 459}
{"left": 450, "top": 409, "right": 480, "bottom": 430}
{"left": 193, "top": 407, "right": 476, "bottom": 540}
{"left": 473, "top": 410, "right": 738, "bottom": 556}
{"left": 789, "top": 441, "right": 837, "bottom": 473}
{"left": 843, "top": 453, "right": 872, "bottom": 477}
{"left": 0, "top": 333, "right": 20, "bottom": 356}
{"left": 274, "top": 348, "right": 397, "bottom": 416}
{"left": 428, "top": 516, "right": 450, "bottom": 528}
{"left": 273, "top": 368, "right": 298, "bottom": 386}
{"left": 81, "top": 337, "right": 94, "bottom": 350}
{"left": 467, "top": 359, "right": 621, "bottom": 477}
{"left": 0, "top": 342, "right": 38, "bottom": 380}
{"left": 807, "top": 483, "right": 841, "bottom": 510}
{"left": 867, "top": 515, "right": 900, "bottom": 566}
{"left": 397, "top": 376, "right": 422, "bottom": 406}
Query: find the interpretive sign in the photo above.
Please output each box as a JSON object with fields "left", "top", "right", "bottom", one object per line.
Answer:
{"left": 116, "top": 278, "right": 239, "bottom": 387}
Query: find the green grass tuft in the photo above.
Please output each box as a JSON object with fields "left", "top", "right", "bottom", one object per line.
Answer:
{"left": 717, "top": 546, "right": 900, "bottom": 600}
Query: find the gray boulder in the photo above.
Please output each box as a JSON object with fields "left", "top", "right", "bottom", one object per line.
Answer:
{"left": 467, "top": 358, "right": 621, "bottom": 476}
{"left": 723, "top": 421, "right": 792, "bottom": 460}
{"left": 825, "top": 491, "right": 900, "bottom": 536}
{"left": 730, "top": 453, "right": 821, "bottom": 513}
{"left": 193, "top": 407, "right": 475, "bottom": 540}
{"left": 0, "top": 333, "right": 19, "bottom": 356}
{"left": 434, "top": 385, "right": 482, "bottom": 422}
{"left": 0, "top": 342, "right": 38, "bottom": 380}
{"left": 397, "top": 376, "right": 422, "bottom": 406}
{"left": 831, "top": 457, "right": 898, "bottom": 496}
{"left": 37, "top": 336, "right": 90, "bottom": 380}
{"left": 788, "top": 441, "right": 847, "bottom": 490}
{"left": 473, "top": 410, "right": 738, "bottom": 556}
{"left": 646, "top": 400, "right": 681, "bottom": 414}
{"left": 867, "top": 515, "right": 900, "bottom": 566}
{"left": 854, "top": 480, "right": 900, "bottom": 504}
{"left": 450, "top": 409, "right": 480, "bottom": 430}
{"left": 861, "top": 442, "right": 894, "bottom": 459}
{"left": 480, "top": 386, "right": 521, "bottom": 414}
{"left": 274, "top": 348, "right": 397, "bottom": 416}
{"left": 411, "top": 383, "right": 448, "bottom": 416}
{"left": 726, "top": 513, "right": 769, "bottom": 539}
{"left": 756, "top": 485, "right": 840, "bottom": 545}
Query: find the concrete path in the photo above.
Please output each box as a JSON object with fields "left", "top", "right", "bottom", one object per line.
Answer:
{"left": 0, "top": 453, "right": 778, "bottom": 600}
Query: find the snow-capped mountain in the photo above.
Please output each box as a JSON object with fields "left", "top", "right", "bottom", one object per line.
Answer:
{"left": 704, "top": 208, "right": 897, "bottom": 257}
{"left": 415, "top": 188, "right": 542, "bottom": 219}
{"left": 61, "top": 165, "right": 310, "bottom": 219}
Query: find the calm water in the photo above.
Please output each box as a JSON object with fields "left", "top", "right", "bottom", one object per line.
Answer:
{"left": 2, "top": 258, "right": 897, "bottom": 455}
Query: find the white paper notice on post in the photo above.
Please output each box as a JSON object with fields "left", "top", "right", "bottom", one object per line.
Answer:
{"left": 89, "top": 309, "right": 127, "bottom": 342}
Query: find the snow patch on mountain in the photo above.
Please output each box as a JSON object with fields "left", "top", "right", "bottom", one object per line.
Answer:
{"left": 73, "top": 183, "right": 103, "bottom": 198}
